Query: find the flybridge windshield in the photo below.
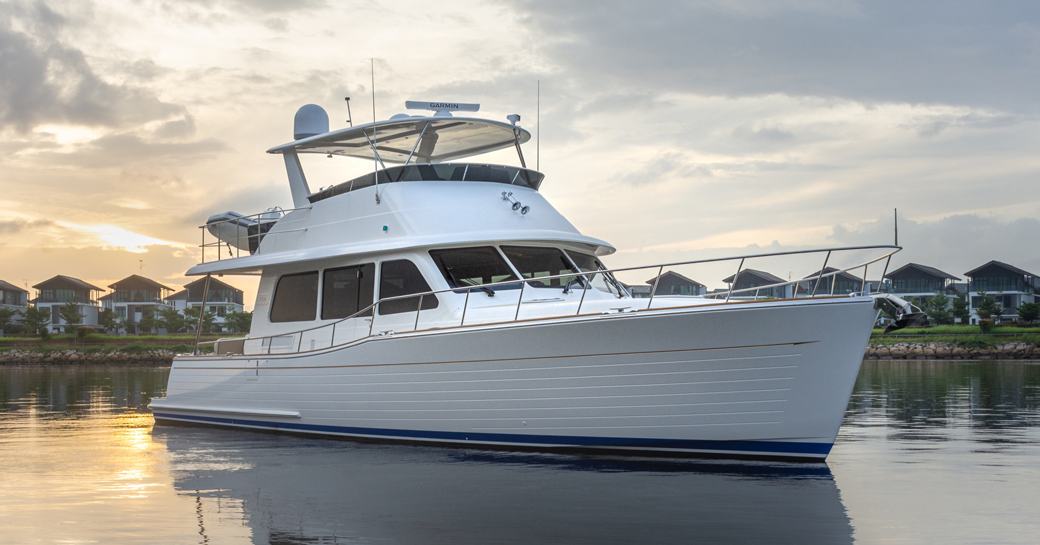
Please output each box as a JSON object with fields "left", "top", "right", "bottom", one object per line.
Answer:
{"left": 309, "top": 163, "right": 544, "bottom": 203}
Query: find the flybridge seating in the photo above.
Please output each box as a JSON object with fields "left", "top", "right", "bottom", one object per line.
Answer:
{"left": 309, "top": 163, "right": 544, "bottom": 203}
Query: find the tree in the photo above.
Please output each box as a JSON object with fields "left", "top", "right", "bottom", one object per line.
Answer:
{"left": 138, "top": 308, "right": 157, "bottom": 335}
{"left": 58, "top": 302, "right": 82, "bottom": 333}
{"left": 158, "top": 307, "right": 186, "bottom": 334}
{"left": 184, "top": 306, "right": 215, "bottom": 334}
{"left": 98, "top": 309, "right": 118, "bottom": 334}
{"left": 922, "top": 293, "right": 952, "bottom": 325}
{"left": 224, "top": 310, "right": 253, "bottom": 334}
{"left": 0, "top": 307, "right": 17, "bottom": 336}
{"left": 21, "top": 307, "right": 51, "bottom": 337}
{"left": 975, "top": 293, "right": 1001, "bottom": 321}
{"left": 1018, "top": 302, "right": 1040, "bottom": 323}
{"left": 952, "top": 296, "right": 970, "bottom": 324}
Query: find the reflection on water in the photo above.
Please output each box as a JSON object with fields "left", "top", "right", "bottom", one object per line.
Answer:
{"left": 0, "top": 361, "right": 1038, "bottom": 544}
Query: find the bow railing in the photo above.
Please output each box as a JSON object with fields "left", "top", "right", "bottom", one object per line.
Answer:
{"left": 194, "top": 244, "right": 901, "bottom": 356}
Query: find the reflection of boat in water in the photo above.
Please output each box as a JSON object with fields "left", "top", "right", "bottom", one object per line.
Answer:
{"left": 158, "top": 426, "right": 853, "bottom": 545}
{"left": 152, "top": 99, "right": 914, "bottom": 461}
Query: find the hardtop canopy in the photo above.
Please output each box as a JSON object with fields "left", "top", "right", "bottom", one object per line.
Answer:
{"left": 267, "top": 116, "right": 531, "bottom": 164}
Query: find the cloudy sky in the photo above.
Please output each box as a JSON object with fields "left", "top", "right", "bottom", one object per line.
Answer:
{"left": 1, "top": 0, "right": 1037, "bottom": 305}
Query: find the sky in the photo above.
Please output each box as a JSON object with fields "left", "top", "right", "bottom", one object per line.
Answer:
{"left": 1, "top": 0, "right": 1037, "bottom": 307}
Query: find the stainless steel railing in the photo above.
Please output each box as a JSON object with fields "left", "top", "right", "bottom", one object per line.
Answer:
{"left": 199, "top": 206, "right": 311, "bottom": 263}
{"left": 194, "top": 244, "right": 900, "bottom": 357}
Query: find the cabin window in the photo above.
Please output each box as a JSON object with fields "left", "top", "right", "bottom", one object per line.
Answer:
{"left": 564, "top": 250, "right": 624, "bottom": 296}
{"left": 270, "top": 271, "right": 319, "bottom": 322}
{"left": 429, "top": 246, "right": 520, "bottom": 292}
{"left": 378, "top": 260, "right": 439, "bottom": 315}
{"left": 501, "top": 246, "right": 581, "bottom": 289}
{"left": 322, "top": 264, "right": 375, "bottom": 319}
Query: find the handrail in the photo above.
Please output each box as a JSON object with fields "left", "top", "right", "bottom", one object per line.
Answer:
{"left": 199, "top": 206, "right": 311, "bottom": 263}
{"left": 197, "top": 244, "right": 900, "bottom": 357}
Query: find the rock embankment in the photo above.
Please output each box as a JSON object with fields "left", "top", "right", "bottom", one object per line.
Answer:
{"left": 0, "top": 349, "right": 175, "bottom": 365}
{"left": 865, "top": 342, "right": 1038, "bottom": 360}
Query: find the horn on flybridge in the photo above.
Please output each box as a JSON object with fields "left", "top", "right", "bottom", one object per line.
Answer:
{"left": 404, "top": 100, "right": 480, "bottom": 118}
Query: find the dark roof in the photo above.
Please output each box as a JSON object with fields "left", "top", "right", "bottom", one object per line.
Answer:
{"left": 181, "top": 277, "right": 242, "bottom": 293}
{"left": 108, "top": 274, "right": 172, "bottom": 291}
{"left": 722, "top": 268, "right": 786, "bottom": 284}
{"left": 645, "top": 271, "right": 705, "bottom": 287}
{"left": 964, "top": 260, "right": 1039, "bottom": 278}
{"left": 32, "top": 275, "right": 104, "bottom": 292}
{"left": 166, "top": 289, "right": 188, "bottom": 300}
{"left": 99, "top": 293, "right": 114, "bottom": 301}
{"left": 802, "top": 266, "right": 863, "bottom": 283}
{"left": 0, "top": 280, "right": 27, "bottom": 293}
{"left": 885, "top": 263, "right": 960, "bottom": 281}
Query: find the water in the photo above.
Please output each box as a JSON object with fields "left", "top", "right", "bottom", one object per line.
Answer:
{"left": 1, "top": 362, "right": 1038, "bottom": 545}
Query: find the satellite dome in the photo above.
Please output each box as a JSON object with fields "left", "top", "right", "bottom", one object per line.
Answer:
{"left": 293, "top": 104, "right": 329, "bottom": 140}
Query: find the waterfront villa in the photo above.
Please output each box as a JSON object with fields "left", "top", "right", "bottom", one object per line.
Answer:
{"left": 797, "top": 267, "right": 865, "bottom": 296}
{"left": 965, "top": 260, "right": 1039, "bottom": 323}
{"left": 31, "top": 275, "right": 104, "bottom": 333}
{"left": 165, "top": 277, "right": 245, "bottom": 332}
{"left": 629, "top": 271, "right": 707, "bottom": 298}
{"left": 722, "top": 269, "right": 791, "bottom": 299}
{"left": 884, "top": 263, "right": 961, "bottom": 304}
{"left": 100, "top": 275, "right": 175, "bottom": 333}
{"left": 0, "top": 280, "right": 29, "bottom": 329}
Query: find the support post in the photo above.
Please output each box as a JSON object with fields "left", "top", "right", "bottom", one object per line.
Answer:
{"left": 726, "top": 259, "right": 745, "bottom": 303}
{"left": 647, "top": 265, "right": 665, "bottom": 309}
{"left": 192, "top": 274, "right": 212, "bottom": 356}
{"left": 811, "top": 251, "right": 831, "bottom": 297}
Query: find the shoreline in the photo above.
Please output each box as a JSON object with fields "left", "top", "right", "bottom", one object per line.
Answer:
{"left": 2, "top": 342, "right": 1038, "bottom": 365}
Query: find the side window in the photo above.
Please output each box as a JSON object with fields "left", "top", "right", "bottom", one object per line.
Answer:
{"left": 501, "top": 246, "right": 580, "bottom": 289}
{"left": 270, "top": 271, "right": 319, "bottom": 322}
{"left": 322, "top": 264, "right": 375, "bottom": 319}
{"left": 378, "top": 260, "right": 439, "bottom": 315}
{"left": 429, "top": 246, "right": 520, "bottom": 291}
{"left": 565, "top": 250, "right": 623, "bottom": 296}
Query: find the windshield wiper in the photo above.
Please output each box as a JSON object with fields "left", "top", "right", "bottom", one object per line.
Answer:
{"left": 463, "top": 282, "right": 495, "bottom": 297}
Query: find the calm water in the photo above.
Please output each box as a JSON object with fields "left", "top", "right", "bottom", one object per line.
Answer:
{"left": 1, "top": 362, "right": 1038, "bottom": 545}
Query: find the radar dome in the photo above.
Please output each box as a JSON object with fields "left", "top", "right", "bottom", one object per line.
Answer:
{"left": 293, "top": 104, "right": 329, "bottom": 140}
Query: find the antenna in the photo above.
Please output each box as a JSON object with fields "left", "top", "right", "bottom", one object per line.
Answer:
{"left": 894, "top": 208, "right": 899, "bottom": 246}
{"left": 344, "top": 96, "right": 353, "bottom": 127}
{"left": 536, "top": 79, "right": 540, "bottom": 171}
{"left": 371, "top": 58, "right": 380, "bottom": 204}
{"left": 370, "top": 58, "right": 376, "bottom": 123}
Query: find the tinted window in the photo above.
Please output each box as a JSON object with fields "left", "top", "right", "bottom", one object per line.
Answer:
{"left": 322, "top": 264, "right": 375, "bottom": 319}
{"left": 501, "top": 246, "right": 581, "bottom": 289}
{"left": 565, "top": 250, "right": 623, "bottom": 296}
{"left": 378, "top": 260, "right": 439, "bottom": 315}
{"left": 429, "top": 247, "right": 520, "bottom": 291}
{"left": 270, "top": 272, "right": 319, "bottom": 322}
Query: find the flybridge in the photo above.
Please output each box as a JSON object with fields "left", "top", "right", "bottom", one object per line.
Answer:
{"left": 267, "top": 100, "right": 534, "bottom": 207}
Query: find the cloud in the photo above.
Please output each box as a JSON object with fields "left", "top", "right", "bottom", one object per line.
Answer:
{"left": 829, "top": 213, "right": 1040, "bottom": 276}
{"left": 507, "top": 0, "right": 1040, "bottom": 112}
{"left": 0, "top": 2, "right": 183, "bottom": 132}
{"left": 0, "top": 218, "right": 54, "bottom": 234}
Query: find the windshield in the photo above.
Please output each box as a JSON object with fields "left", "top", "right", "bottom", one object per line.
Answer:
{"left": 429, "top": 247, "right": 521, "bottom": 291}
{"left": 500, "top": 246, "right": 583, "bottom": 290}
{"left": 564, "top": 250, "right": 626, "bottom": 297}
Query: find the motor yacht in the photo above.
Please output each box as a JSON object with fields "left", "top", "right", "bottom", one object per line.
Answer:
{"left": 150, "top": 100, "right": 914, "bottom": 461}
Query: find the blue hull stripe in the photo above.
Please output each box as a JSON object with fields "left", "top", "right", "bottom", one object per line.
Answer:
{"left": 152, "top": 412, "right": 832, "bottom": 457}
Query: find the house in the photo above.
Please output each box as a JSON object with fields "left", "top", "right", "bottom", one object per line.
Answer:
{"left": 101, "top": 275, "right": 175, "bottom": 333}
{"left": 166, "top": 277, "right": 245, "bottom": 332}
{"left": 722, "top": 269, "right": 791, "bottom": 299}
{"left": 31, "top": 275, "right": 105, "bottom": 333}
{"left": 0, "top": 280, "right": 29, "bottom": 330}
{"left": 964, "top": 260, "right": 1039, "bottom": 323}
{"left": 797, "top": 267, "right": 865, "bottom": 296}
{"left": 884, "top": 263, "right": 961, "bottom": 306}
{"left": 630, "top": 271, "right": 707, "bottom": 298}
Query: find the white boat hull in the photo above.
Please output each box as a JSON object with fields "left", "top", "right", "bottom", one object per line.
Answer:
{"left": 151, "top": 297, "right": 876, "bottom": 460}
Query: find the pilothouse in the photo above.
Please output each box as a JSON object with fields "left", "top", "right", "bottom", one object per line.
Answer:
{"left": 152, "top": 97, "right": 917, "bottom": 461}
